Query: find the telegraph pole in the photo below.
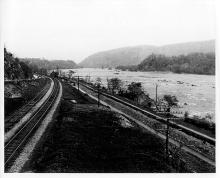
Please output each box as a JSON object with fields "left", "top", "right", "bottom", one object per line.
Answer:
{"left": 78, "top": 76, "right": 79, "bottom": 91}
{"left": 97, "top": 84, "right": 100, "bottom": 107}
{"left": 166, "top": 118, "right": 170, "bottom": 163}
{"left": 155, "top": 84, "right": 158, "bottom": 109}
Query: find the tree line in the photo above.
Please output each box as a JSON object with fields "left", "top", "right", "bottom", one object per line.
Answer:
{"left": 89, "top": 77, "right": 214, "bottom": 130}
{"left": 116, "top": 53, "right": 215, "bottom": 75}
{"left": 90, "top": 77, "right": 178, "bottom": 113}
{"left": 4, "top": 48, "right": 47, "bottom": 80}
{"left": 20, "top": 58, "right": 78, "bottom": 70}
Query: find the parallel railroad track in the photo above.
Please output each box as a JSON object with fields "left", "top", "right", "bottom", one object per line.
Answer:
{"left": 67, "top": 78, "right": 215, "bottom": 168}
{"left": 78, "top": 80, "right": 215, "bottom": 145}
{"left": 4, "top": 78, "right": 60, "bottom": 171}
{"left": 5, "top": 78, "right": 51, "bottom": 132}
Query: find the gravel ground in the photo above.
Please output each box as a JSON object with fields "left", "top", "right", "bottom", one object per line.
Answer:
{"left": 7, "top": 81, "right": 63, "bottom": 172}
{"left": 5, "top": 78, "right": 54, "bottom": 143}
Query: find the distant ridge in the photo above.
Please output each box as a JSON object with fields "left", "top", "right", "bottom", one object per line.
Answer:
{"left": 20, "top": 58, "right": 78, "bottom": 70}
{"left": 79, "top": 40, "right": 215, "bottom": 68}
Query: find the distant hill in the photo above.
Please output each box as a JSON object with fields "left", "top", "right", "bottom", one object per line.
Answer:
{"left": 20, "top": 58, "right": 78, "bottom": 70}
{"left": 79, "top": 45, "right": 156, "bottom": 68}
{"left": 116, "top": 53, "right": 215, "bottom": 75}
{"left": 79, "top": 40, "right": 215, "bottom": 68}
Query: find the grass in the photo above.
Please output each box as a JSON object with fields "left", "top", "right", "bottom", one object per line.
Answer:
{"left": 24, "top": 80, "right": 215, "bottom": 173}
{"left": 27, "top": 81, "right": 177, "bottom": 173}
{"left": 30, "top": 103, "right": 175, "bottom": 173}
{"left": 184, "top": 115, "right": 215, "bottom": 135}
{"left": 83, "top": 80, "right": 215, "bottom": 138}
{"left": 22, "top": 78, "right": 49, "bottom": 102}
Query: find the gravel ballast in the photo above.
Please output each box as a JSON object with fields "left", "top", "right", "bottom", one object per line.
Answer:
{"left": 25, "top": 82, "right": 176, "bottom": 172}
{"left": 5, "top": 78, "right": 54, "bottom": 143}
{"left": 77, "top": 83, "right": 215, "bottom": 172}
{"left": 7, "top": 80, "right": 63, "bottom": 172}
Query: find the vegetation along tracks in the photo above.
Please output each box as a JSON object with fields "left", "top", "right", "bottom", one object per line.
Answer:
{"left": 67, "top": 78, "right": 215, "bottom": 167}
{"left": 4, "top": 78, "right": 60, "bottom": 171}
{"left": 5, "top": 78, "right": 51, "bottom": 132}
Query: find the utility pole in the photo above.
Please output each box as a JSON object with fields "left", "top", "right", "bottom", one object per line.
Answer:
{"left": 155, "top": 84, "right": 158, "bottom": 109}
{"left": 78, "top": 76, "right": 79, "bottom": 92}
{"left": 97, "top": 84, "right": 100, "bottom": 107}
{"left": 166, "top": 118, "right": 170, "bottom": 163}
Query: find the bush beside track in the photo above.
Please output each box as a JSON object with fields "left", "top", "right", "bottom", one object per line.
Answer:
{"left": 5, "top": 78, "right": 50, "bottom": 116}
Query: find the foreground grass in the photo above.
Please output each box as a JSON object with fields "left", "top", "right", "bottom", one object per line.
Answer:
{"left": 30, "top": 102, "right": 175, "bottom": 172}
{"left": 27, "top": 82, "right": 176, "bottom": 173}
{"left": 25, "top": 82, "right": 214, "bottom": 173}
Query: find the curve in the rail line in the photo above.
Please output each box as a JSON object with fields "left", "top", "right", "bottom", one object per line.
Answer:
{"left": 5, "top": 79, "right": 59, "bottom": 167}
{"left": 7, "top": 79, "right": 62, "bottom": 173}
{"left": 4, "top": 79, "right": 59, "bottom": 170}
{"left": 5, "top": 79, "right": 51, "bottom": 132}
{"left": 5, "top": 78, "right": 54, "bottom": 143}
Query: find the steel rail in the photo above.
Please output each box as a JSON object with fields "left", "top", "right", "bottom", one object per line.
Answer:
{"left": 5, "top": 78, "right": 51, "bottom": 132}
{"left": 76, "top": 80, "right": 215, "bottom": 145}
{"left": 4, "top": 78, "right": 60, "bottom": 170}
{"left": 74, "top": 80, "right": 215, "bottom": 168}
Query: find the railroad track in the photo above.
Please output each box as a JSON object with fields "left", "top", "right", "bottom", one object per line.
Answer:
{"left": 4, "top": 78, "right": 60, "bottom": 171}
{"left": 66, "top": 78, "right": 215, "bottom": 168}
{"left": 77, "top": 80, "right": 215, "bottom": 145}
{"left": 5, "top": 78, "right": 51, "bottom": 132}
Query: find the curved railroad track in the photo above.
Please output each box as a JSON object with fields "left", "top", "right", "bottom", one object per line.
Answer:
{"left": 4, "top": 78, "right": 60, "bottom": 171}
{"left": 5, "top": 78, "right": 51, "bottom": 132}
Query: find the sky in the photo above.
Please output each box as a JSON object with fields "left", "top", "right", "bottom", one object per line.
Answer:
{"left": 2, "top": 0, "right": 215, "bottom": 63}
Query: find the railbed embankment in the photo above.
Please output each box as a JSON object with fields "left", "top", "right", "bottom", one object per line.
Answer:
{"left": 5, "top": 78, "right": 53, "bottom": 143}
{"left": 8, "top": 80, "right": 63, "bottom": 173}
{"left": 24, "top": 81, "right": 177, "bottom": 173}
{"left": 77, "top": 82, "right": 215, "bottom": 172}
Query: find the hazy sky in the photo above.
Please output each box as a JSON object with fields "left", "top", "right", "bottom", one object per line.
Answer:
{"left": 3, "top": 0, "right": 215, "bottom": 63}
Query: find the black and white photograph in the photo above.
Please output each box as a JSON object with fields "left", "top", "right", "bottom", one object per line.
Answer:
{"left": 0, "top": 0, "right": 218, "bottom": 174}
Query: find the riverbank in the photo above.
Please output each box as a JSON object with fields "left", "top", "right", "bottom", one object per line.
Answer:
{"left": 77, "top": 81, "right": 215, "bottom": 171}
{"left": 63, "top": 68, "right": 215, "bottom": 121}
{"left": 79, "top": 78, "right": 215, "bottom": 138}
{"left": 23, "top": 80, "right": 214, "bottom": 172}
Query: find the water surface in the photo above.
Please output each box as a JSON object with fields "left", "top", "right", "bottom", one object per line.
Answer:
{"left": 62, "top": 68, "right": 215, "bottom": 121}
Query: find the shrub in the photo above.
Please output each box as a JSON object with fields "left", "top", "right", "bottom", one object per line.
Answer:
{"left": 184, "top": 111, "right": 189, "bottom": 119}
{"left": 163, "top": 95, "right": 178, "bottom": 107}
{"left": 107, "top": 78, "right": 123, "bottom": 94}
{"left": 184, "top": 114, "right": 215, "bottom": 132}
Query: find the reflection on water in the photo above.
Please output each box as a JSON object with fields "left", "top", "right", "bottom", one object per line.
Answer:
{"left": 62, "top": 68, "right": 215, "bottom": 121}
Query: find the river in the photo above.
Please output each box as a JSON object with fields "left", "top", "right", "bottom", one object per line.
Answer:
{"left": 61, "top": 68, "right": 215, "bottom": 121}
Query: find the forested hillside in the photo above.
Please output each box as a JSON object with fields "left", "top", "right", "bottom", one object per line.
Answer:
{"left": 116, "top": 53, "right": 215, "bottom": 75}
{"left": 21, "top": 58, "right": 78, "bottom": 70}
{"left": 79, "top": 45, "right": 156, "bottom": 68}
{"left": 4, "top": 48, "right": 33, "bottom": 80}
{"left": 79, "top": 40, "right": 215, "bottom": 68}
